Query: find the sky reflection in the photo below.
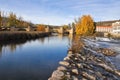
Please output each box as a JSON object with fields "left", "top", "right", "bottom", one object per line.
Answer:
{"left": 0, "top": 35, "right": 72, "bottom": 80}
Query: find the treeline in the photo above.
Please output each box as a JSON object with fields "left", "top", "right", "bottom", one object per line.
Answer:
{"left": 0, "top": 31, "right": 49, "bottom": 41}
{"left": 0, "top": 11, "right": 34, "bottom": 30}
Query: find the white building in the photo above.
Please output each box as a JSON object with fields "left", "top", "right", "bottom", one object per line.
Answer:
{"left": 112, "top": 22, "right": 120, "bottom": 34}
{"left": 96, "top": 26, "right": 112, "bottom": 33}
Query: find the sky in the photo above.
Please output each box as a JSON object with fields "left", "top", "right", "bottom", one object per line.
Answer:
{"left": 0, "top": 0, "right": 120, "bottom": 25}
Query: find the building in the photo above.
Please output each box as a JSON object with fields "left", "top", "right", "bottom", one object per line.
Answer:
{"left": 96, "top": 26, "right": 112, "bottom": 33}
{"left": 112, "top": 22, "right": 120, "bottom": 34}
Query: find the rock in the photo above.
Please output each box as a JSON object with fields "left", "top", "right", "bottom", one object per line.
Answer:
{"left": 72, "top": 76, "right": 78, "bottom": 80}
{"left": 82, "top": 78, "right": 88, "bottom": 80}
{"left": 97, "top": 48, "right": 117, "bottom": 56}
{"left": 97, "top": 63, "right": 114, "bottom": 73}
{"left": 66, "top": 74, "right": 71, "bottom": 79}
{"left": 48, "top": 77, "right": 62, "bottom": 80}
{"left": 59, "top": 61, "right": 69, "bottom": 67}
{"left": 82, "top": 72, "right": 96, "bottom": 80}
{"left": 51, "top": 70, "right": 64, "bottom": 78}
{"left": 71, "top": 63, "right": 75, "bottom": 67}
{"left": 68, "top": 50, "right": 72, "bottom": 54}
{"left": 75, "top": 58, "right": 78, "bottom": 60}
{"left": 57, "top": 66, "right": 67, "bottom": 71}
{"left": 67, "top": 72, "right": 70, "bottom": 75}
{"left": 81, "top": 56, "right": 86, "bottom": 61}
{"left": 83, "top": 63, "right": 92, "bottom": 69}
{"left": 96, "top": 58, "right": 103, "bottom": 63}
{"left": 67, "top": 53, "right": 73, "bottom": 57}
{"left": 75, "top": 53, "right": 81, "bottom": 57}
{"left": 95, "top": 72, "right": 103, "bottom": 77}
{"left": 115, "top": 70, "right": 120, "bottom": 76}
{"left": 64, "top": 57, "right": 70, "bottom": 60}
{"left": 72, "top": 69, "right": 79, "bottom": 75}
{"left": 49, "top": 39, "right": 120, "bottom": 80}
{"left": 77, "top": 63, "right": 81, "bottom": 68}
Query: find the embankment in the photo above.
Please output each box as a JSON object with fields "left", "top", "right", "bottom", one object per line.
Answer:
{"left": 0, "top": 31, "right": 50, "bottom": 41}
{"left": 49, "top": 38, "right": 120, "bottom": 80}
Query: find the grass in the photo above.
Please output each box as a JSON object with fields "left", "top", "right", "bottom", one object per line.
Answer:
{"left": 70, "top": 35, "right": 84, "bottom": 53}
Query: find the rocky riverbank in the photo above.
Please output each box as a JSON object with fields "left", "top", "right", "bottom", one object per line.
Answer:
{"left": 83, "top": 38, "right": 118, "bottom": 56}
{"left": 0, "top": 31, "right": 50, "bottom": 41}
{"left": 49, "top": 38, "right": 120, "bottom": 80}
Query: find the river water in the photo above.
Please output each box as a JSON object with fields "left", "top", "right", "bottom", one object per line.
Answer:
{"left": 0, "top": 35, "right": 73, "bottom": 80}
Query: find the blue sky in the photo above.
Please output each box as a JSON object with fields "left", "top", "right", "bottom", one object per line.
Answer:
{"left": 0, "top": 0, "right": 120, "bottom": 25}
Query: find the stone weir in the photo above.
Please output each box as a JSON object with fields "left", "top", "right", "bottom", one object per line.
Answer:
{"left": 48, "top": 46, "right": 120, "bottom": 80}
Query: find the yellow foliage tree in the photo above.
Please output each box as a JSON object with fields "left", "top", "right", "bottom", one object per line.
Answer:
{"left": 75, "top": 15, "right": 95, "bottom": 35}
{"left": 37, "top": 24, "right": 45, "bottom": 32}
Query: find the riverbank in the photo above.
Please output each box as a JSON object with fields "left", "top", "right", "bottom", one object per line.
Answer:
{"left": 0, "top": 31, "right": 50, "bottom": 41}
{"left": 49, "top": 37, "right": 120, "bottom": 80}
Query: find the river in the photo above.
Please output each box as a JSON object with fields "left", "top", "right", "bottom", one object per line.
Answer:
{"left": 0, "top": 35, "right": 73, "bottom": 80}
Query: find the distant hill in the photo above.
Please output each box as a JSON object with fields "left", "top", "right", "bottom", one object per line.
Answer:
{"left": 95, "top": 20, "right": 120, "bottom": 26}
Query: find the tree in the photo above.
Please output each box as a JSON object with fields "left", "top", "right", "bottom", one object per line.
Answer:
{"left": 16, "top": 16, "right": 23, "bottom": 27}
{"left": 72, "top": 22, "right": 75, "bottom": 28}
{"left": 62, "top": 25, "right": 69, "bottom": 30}
{"left": 75, "top": 17, "right": 82, "bottom": 35}
{"left": 37, "top": 24, "right": 45, "bottom": 32}
{"left": 7, "top": 12, "right": 17, "bottom": 27}
{"left": 0, "top": 11, "right": 2, "bottom": 28}
{"left": 75, "top": 15, "right": 95, "bottom": 35}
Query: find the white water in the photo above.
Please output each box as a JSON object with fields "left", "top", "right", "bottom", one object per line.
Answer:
{"left": 83, "top": 37, "right": 120, "bottom": 69}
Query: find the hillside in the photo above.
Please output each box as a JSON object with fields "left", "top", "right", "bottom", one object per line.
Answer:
{"left": 96, "top": 20, "right": 120, "bottom": 26}
{"left": 1, "top": 17, "right": 34, "bottom": 27}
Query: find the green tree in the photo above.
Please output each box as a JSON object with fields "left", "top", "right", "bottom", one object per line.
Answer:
{"left": 23, "top": 21, "right": 29, "bottom": 27}
{"left": 7, "top": 12, "right": 17, "bottom": 27}
{"left": 72, "top": 22, "right": 75, "bottom": 28}
{"left": 16, "top": 16, "right": 24, "bottom": 27}
{"left": 62, "top": 25, "right": 69, "bottom": 30}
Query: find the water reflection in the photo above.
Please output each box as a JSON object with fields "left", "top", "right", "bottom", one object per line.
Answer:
{"left": 0, "top": 40, "right": 28, "bottom": 57}
{"left": 0, "top": 34, "right": 72, "bottom": 80}
{"left": 38, "top": 37, "right": 45, "bottom": 44}
{"left": 0, "top": 37, "right": 48, "bottom": 57}
{"left": 58, "top": 34, "right": 63, "bottom": 39}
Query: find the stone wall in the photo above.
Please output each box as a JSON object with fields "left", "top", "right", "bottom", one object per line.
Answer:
{"left": 49, "top": 46, "right": 120, "bottom": 80}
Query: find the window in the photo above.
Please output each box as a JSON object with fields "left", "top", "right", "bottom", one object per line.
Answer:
{"left": 118, "top": 26, "right": 120, "bottom": 30}
{"left": 113, "top": 27, "right": 117, "bottom": 30}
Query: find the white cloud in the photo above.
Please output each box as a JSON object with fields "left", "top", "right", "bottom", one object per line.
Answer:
{"left": 0, "top": 0, "right": 120, "bottom": 25}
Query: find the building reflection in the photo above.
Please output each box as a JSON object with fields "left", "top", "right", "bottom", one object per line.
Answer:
{"left": 58, "top": 34, "right": 63, "bottom": 40}
{"left": 39, "top": 37, "right": 45, "bottom": 44}
{"left": 58, "top": 34, "right": 73, "bottom": 40}
{"left": 56, "top": 34, "right": 74, "bottom": 48}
